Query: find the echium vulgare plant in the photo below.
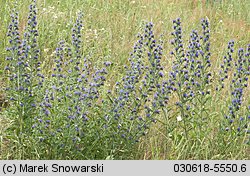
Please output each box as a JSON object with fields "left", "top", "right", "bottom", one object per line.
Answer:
{"left": 31, "top": 12, "right": 110, "bottom": 159}
{"left": 5, "top": 0, "right": 41, "bottom": 134}
{"left": 187, "top": 19, "right": 212, "bottom": 137}
{"left": 169, "top": 18, "right": 212, "bottom": 139}
{"left": 222, "top": 44, "right": 250, "bottom": 140}
{"left": 217, "top": 40, "right": 235, "bottom": 91}
{"left": 169, "top": 18, "right": 192, "bottom": 138}
{"left": 101, "top": 22, "right": 167, "bottom": 158}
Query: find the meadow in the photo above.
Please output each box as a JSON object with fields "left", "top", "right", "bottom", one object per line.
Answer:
{"left": 0, "top": 0, "right": 249, "bottom": 160}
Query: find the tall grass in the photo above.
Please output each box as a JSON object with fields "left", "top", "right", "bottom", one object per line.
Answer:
{"left": 0, "top": 0, "right": 249, "bottom": 159}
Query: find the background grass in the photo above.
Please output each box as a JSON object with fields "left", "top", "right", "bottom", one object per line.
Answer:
{"left": 0, "top": 0, "right": 249, "bottom": 159}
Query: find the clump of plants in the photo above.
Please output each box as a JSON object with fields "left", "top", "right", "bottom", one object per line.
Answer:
{"left": 2, "top": 1, "right": 249, "bottom": 159}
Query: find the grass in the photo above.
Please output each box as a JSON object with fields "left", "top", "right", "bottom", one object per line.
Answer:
{"left": 0, "top": 0, "right": 249, "bottom": 159}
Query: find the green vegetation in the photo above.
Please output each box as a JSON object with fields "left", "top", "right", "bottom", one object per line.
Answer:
{"left": 0, "top": 0, "right": 249, "bottom": 160}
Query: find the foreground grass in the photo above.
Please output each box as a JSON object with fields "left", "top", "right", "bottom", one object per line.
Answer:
{"left": 0, "top": 0, "right": 249, "bottom": 159}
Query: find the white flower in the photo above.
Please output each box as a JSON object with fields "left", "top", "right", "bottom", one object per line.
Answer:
{"left": 53, "top": 14, "right": 58, "bottom": 19}
{"left": 177, "top": 115, "right": 182, "bottom": 121}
